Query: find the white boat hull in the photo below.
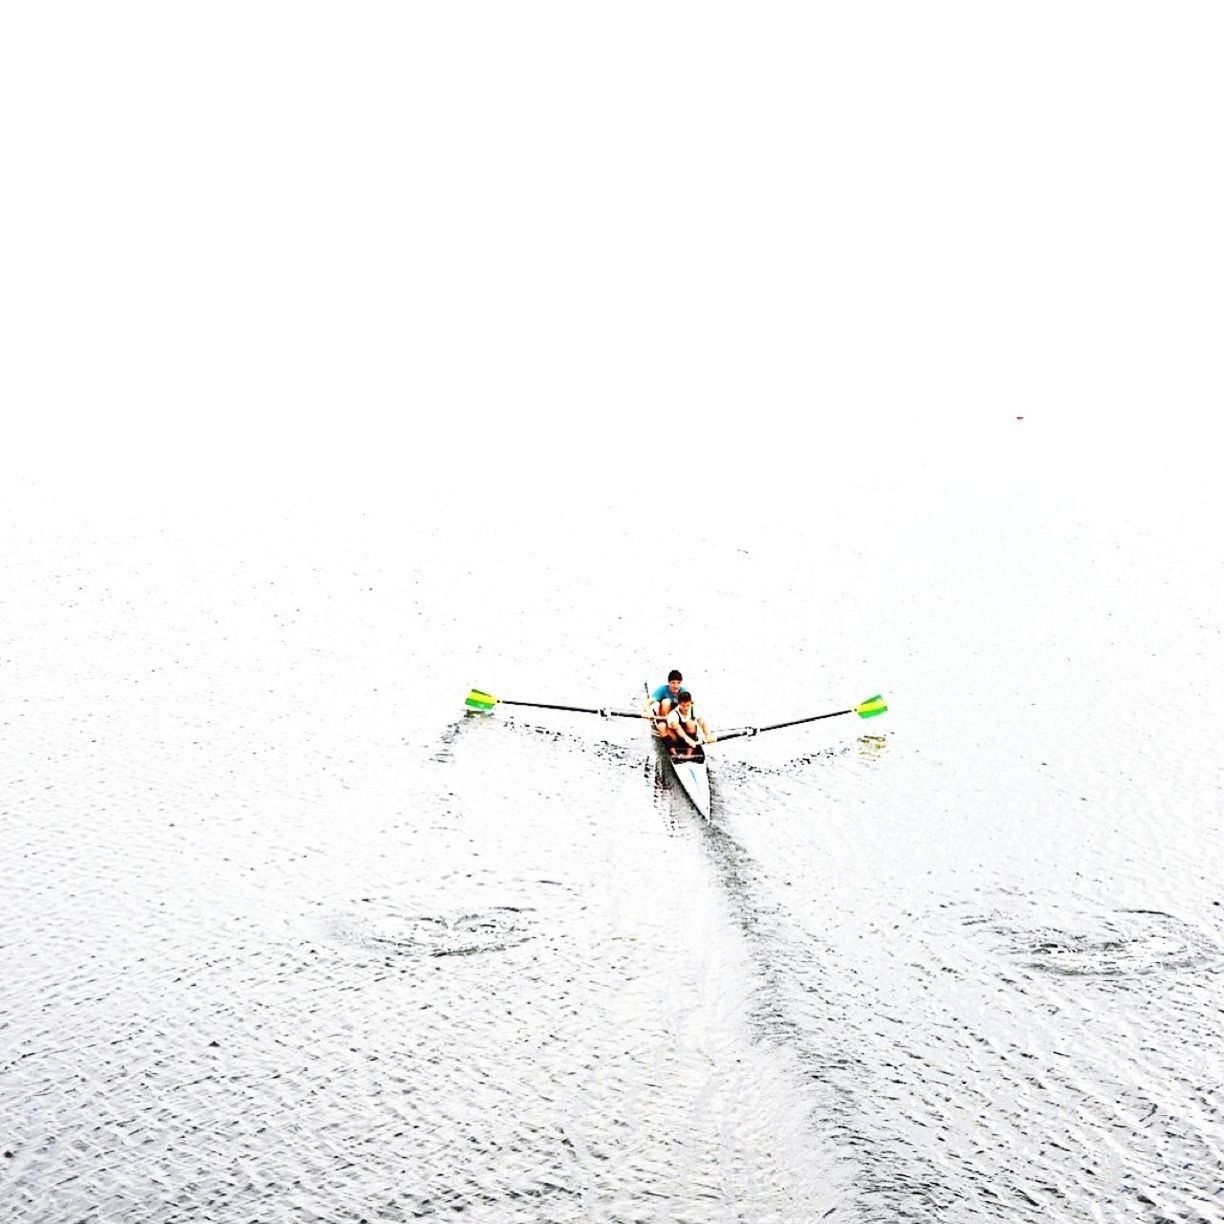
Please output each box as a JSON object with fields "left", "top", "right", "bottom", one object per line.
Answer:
{"left": 655, "top": 734, "right": 711, "bottom": 819}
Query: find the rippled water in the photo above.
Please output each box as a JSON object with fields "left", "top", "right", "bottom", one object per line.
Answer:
{"left": 3, "top": 420, "right": 1222, "bottom": 1222}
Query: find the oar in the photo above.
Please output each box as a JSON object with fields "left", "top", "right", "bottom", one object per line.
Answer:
{"left": 713, "top": 694, "right": 888, "bottom": 742}
{"left": 465, "top": 688, "right": 647, "bottom": 720}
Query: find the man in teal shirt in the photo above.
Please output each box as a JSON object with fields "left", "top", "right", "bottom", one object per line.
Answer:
{"left": 647, "top": 669, "right": 685, "bottom": 720}
{"left": 646, "top": 669, "right": 693, "bottom": 752}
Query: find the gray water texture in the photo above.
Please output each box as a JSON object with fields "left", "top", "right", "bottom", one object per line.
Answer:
{"left": 3, "top": 422, "right": 1223, "bottom": 1222}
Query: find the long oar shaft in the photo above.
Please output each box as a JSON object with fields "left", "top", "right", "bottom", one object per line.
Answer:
{"left": 758, "top": 708, "right": 855, "bottom": 732}
{"left": 716, "top": 708, "right": 854, "bottom": 742}
{"left": 481, "top": 696, "right": 645, "bottom": 719}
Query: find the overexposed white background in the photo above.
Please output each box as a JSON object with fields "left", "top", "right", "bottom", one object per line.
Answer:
{"left": 4, "top": 14, "right": 1224, "bottom": 1218}
{"left": 4, "top": 4, "right": 1220, "bottom": 520}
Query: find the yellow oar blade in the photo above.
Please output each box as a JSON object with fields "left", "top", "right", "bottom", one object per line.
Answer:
{"left": 465, "top": 688, "right": 499, "bottom": 711}
{"left": 855, "top": 694, "right": 888, "bottom": 719}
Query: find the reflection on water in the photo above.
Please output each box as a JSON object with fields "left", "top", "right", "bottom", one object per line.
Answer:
{"left": 3, "top": 424, "right": 1222, "bottom": 1222}
{"left": 361, "top": 908, "right": 535, "bottom": 958}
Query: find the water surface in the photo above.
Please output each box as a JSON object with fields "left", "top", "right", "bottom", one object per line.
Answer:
{"left": 3, "top": 420, "right": 1222, "bottom": 1222}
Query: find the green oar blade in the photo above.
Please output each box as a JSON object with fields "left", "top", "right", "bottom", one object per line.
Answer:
{"left": 855, "top": 694, "right": 888, "bottom": 719}
{"left": 465, "top": 689, "right": 499, "bottom": 711}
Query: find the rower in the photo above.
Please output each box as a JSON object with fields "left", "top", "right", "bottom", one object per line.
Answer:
{"left": 646, "top": 669, "right": 685, "bottom": 728}
{"left": 665, "top": 691, "right": 711, "bottom": 758}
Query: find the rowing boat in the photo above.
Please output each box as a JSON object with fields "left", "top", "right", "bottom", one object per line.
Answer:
{"left": 645, "top": 682, "right": 711, "bottom": 819}
{"left": 464, "top": 686, "right": 886, "bottom": 824}
{"left": 657, "top": 735, "right": 712, "bottom": 819}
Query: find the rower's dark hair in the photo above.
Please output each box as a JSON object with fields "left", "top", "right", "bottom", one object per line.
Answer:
{"left": 668, "top": 669, "right": 683, "bottom": 682}
{"left": 678, "top": 690, "right": 692, "bottom": 703}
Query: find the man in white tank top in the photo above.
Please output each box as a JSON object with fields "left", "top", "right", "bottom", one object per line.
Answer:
{"left": 664, "top": 691, "right": 710, "bottom": 757}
